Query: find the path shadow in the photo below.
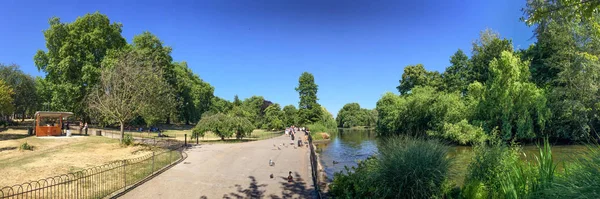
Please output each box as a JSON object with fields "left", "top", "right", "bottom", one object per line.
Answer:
{"left": 0, "top": 133, "right": 29, "bottom": 141}
{"left": 220, "top": 173, "right": 315, "bottom": 199}
{"left": 0, "top": 146, "right": 17, "bottom": 152}
{"left": 222, "top": 176, "right": 268, "bottom": 199}
{"left": 269, "top": 172, "right": 314, "bottom": 199}
{"left": 200, "top": 139, "right": 255, "bottom": 144}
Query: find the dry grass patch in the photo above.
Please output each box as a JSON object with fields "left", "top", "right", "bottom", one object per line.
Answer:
{"left": 0, "top": 129, "right": 155, "bottom": 187}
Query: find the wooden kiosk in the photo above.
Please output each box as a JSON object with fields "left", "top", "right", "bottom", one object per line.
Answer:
{"left": 34, "top": 111, "right": 73, "bottom": 136}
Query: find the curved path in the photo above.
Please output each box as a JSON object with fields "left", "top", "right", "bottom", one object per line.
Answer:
{"left": 121, "top": 135, "right": 315, "bottom": 199}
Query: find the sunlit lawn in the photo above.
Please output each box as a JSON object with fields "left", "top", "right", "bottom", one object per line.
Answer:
{"left": 0, "top": 128, "right": 158, "bottom": 187}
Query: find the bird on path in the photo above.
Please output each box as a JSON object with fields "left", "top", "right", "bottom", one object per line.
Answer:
{"left": 269, "top": 159, "right": 274, "bottom": 166}
{"left": 270, "top": 174, "right": 274, "bottom": 179}
{"left": 287, "top": 171, "right": 293, "bottom": 182}
{"left": 277, "top": 146, "right": 281, "bottom": 150}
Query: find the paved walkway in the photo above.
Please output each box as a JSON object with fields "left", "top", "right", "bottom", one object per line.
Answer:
{"left": 121, "top": 135, "right": 314, "bottom": 199}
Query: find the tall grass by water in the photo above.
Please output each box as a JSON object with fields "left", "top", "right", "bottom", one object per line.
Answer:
{"left": 329, "top": 136, "right": 452, "bottom": 198}
{"left": 327, "top": 132, "right": 600, "bottom": 199}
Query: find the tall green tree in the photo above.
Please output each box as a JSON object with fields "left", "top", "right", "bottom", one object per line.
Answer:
{"left": 264, "top": 103, "right": 284, "bottom": 130}
{"left": 523, "top": 3, "right": 600, "bottom": 139}
{"left": 336, "top": 103, "right": 376, "bottom": 128}
{"left": 131, "top": 31, "right": 177, "bottom": 124}
{"left": 34, "top": 12, "right": 126, "bottom": 118}
{"left": 0, "top": 80, "right": 14, "bottom": 120}
{"left": 442, "top": 49, "right": 471, "bottom": 93}
{"left": 0, "top": 64, "right": 38, "bottom": 120}
{"left": 522, "top": 0, "right": 600, "bottom": 26}
{"left": 210, "top": 97, "right": 233, "bottom": 114}
{"left": 35, "top": 77, "right": 52, "bottom": 112}
{"left": 375, "top": 92, "right": 404, "bottom": 136}
{"left": 241, "top": 96, "right": 266, "bottom": 128}
{"left": 397, "top": 64, "right": 443, "bottom": 95}
{"left": 282, "top": 105, "right": 298, "bottom": 127}
{"left": 296, "top": 72, "right": 322, "bottom": 124}
{"left": 469, "top": 29, "right": 514, "bottom": 84}
{"left": 87, "top": 50, "right": 174, "bottom": 142}
{"left": 233, "top": 95, "right": 242, "bottom": 107}
{"left": 471, "top": 51, "right": 549, "bottom": 140}
{"left": 193, "top": 113, "right": 254, "bottom": 140}
{"left": 173, "top": 62, "right": 214, "bottom": 125}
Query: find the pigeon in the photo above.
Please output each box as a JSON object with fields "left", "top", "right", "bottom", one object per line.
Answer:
{"left": 270, "top": 174, "right": 274, "bottom": 179}
{"left": 333, "top": 161, "right": 339, "bottom": 164}
{"left": 269, "top": 159, "right": 274, "bottom": 166}
{"left": 277, "top": 146, "right": 281, "bottom": 150}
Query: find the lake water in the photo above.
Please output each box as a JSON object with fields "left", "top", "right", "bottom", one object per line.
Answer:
{"left": 315, "top": 128, "right": 589, "bottom": 185}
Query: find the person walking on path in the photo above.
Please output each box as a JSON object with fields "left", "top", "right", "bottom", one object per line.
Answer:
{"left": 290, "top": 129, "right": 295, "bottom": 145}
{"left": 66, "top": 121, "right": 71, "bottom": 137}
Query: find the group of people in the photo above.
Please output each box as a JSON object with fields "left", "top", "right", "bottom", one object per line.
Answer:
{"left": 61, "top": 121, "right": 88, "bottom": 136}
{"left": 284, "top": 125, "right": 310, "bottom": 147}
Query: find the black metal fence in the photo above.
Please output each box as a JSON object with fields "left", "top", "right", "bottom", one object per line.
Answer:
{"left": 308, "top": 134, "right": 323, "bottom": 199}
{"left": 0, "top": 148, "right": 184, "bottom": 199}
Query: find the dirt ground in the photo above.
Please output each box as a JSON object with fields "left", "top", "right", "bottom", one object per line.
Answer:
{"left": 0, "top": 129, "right": 154, "bottom": 187}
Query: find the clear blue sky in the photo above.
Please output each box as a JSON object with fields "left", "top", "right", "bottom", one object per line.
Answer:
{"left": 0, "top": 0, "right": 534, "bottom": 117}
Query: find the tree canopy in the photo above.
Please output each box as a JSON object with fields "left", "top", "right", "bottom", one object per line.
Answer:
{"left": 0, "top": 64, "right": 38, "bottom": 120}
{"left": 87, "top": 50, "right": 174, "bottom": 141}
{"left": 193, "top": 113, "right": 254, "bottom": 140}
{"left": 0, "top": 79, "right": 14, "bottom": 120}
{"left": 336, "top": 103, "right": 377, "bottom": 128}
{"left": 296, "top": 72, "right": 322, "bottom": 125}
{"left": 34, "top": 12, "right": 126, "bottom": 118}
{"left": 264, "top": 103, "right": 284, "bottom": 130}
{"left": 282, "top": 105, "right": 298, "bottom": 127}
{"left": 376, "top": 18, "right": 595, "bottom": 143}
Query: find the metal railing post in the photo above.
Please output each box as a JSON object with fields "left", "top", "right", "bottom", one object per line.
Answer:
{"left": 123, "top": 160, "right": 127, "bottom": 191}
{"left": 152, "top": 151, "right": 155, "bottom": 173}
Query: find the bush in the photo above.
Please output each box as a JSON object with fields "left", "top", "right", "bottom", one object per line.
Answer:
{"left": 462, "top": 136, "right": 523, "bottom": 198}
{"left": 306, "top": 122, "right": 328, "bottom": 133}
{"left": 307, "top": 121, "right": 337, "bottom": 140}
{"left": 19, "top": 142, "right": 33, "bottom": 151}
{"left": 462, "top": 137, "right": 557, "bottom": 198}
{"left": 329, "top": 136, "right": 452, "bottom": 198}
{"left": 122, "top": 134, "right": 134, "bottom": 146}
{"left": 428, "top": 120, "right": 487, "bottom": 145}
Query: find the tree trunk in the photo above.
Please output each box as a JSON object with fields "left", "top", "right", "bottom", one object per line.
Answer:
{"left": 21, "top": 111, "right": 26, "bottom": 122}
{"left": 166, "top": 116, "right": 171, "bottom": 125}
{"left": 120, "top": 121, "right": 125, "bottom": 143}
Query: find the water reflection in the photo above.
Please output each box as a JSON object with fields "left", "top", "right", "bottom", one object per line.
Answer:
{"left": 315, "top": 128, "right": 379, "bottom": 180}
{"left": 316, "top": 129, "right": 588, "bottom": 184}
